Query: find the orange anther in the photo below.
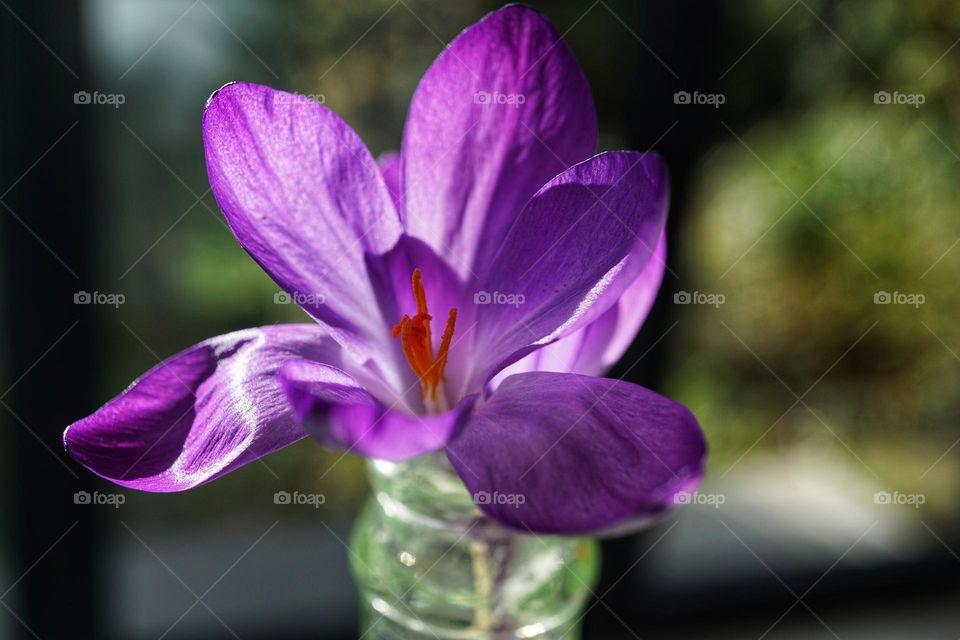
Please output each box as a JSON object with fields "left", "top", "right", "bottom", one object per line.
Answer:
{"left": 391, "top": 268, "right": 457, "bottom": 404}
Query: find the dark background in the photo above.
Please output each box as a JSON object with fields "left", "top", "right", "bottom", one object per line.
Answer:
{"left": 2, "top": 0, "right": 958, "bottom": 638}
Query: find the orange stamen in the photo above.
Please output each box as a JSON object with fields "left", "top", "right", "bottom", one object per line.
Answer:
{"left": 398, "top": 317, "right": 425, "bottom": 381}
{"left": 411, "top": 269, "right": 433, "bottom": 361}
{"left": 436, "top": 309, "right": 457, "bottom": 382}
{"left": 391, "top": 268, "right": 457, "bottom": 405}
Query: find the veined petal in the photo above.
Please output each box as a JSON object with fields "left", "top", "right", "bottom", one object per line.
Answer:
{"left": 597, "top": 230, "right": 668, "bottom": 368}
{"left": 203, "top": 82, "right": 401, "bottom": 363}
{"left": 493, "top": 230, "right": 666, "bottom": 382}
{"left": 378, "top": 150, "right": 402, "bottom": 213}
{"left": 63, "top": 325, "right": 339, "bottom": 492}
{"left": 280, "top": 359, "right": 476, "bottom": 461}
{"left": 402, "top": 5, "right": 597, "bottom": 279}
{"left": 446, "top": 372, "right": 705, "bottom": 535}
{"left": 468, "top": 151, "right": 668, "bottom": 389}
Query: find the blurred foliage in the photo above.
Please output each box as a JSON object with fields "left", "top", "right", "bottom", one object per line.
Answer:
{"left": 667, "top": 0, "right": 960, "bottom": 515}
{"left": 283, "top": 0, "right": 481, "bottom": 156}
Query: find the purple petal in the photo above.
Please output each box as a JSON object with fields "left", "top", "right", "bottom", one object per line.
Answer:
{"left": 401, "top": 5, "right": 597, "bottom": 279}
{"left": 280, "top": 359, "right": 475, "bottom": 461}
{"left": 203, "top": 82, "right": 401, "bottom": 362}
{"left": 597, "top": 230, "right": 668, "bottom": 368}
{"left": 468, "top": 151, "right": 668, "bottom": 388}
{"left": 493, "top": 230, "right": 667, "bottom": 382}
{"left": 377, "top": 150, "right": 402, "bottom": 213}
{"left": 446, "top": 372, "right": 705, "bottom": 535}
{"left": 64, "top": 325, "right": 340, "bottom": 492}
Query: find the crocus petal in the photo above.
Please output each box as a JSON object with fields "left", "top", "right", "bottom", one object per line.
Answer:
{"left": 377, "top": 151, "right": 402, "bottom": 212}
{"left": 280, "top": 359, "right": 475, "bottom": 461}
{"left": 63, "top": 325, "right": 340, "bottom": 492}
{"left": 203, "top": 82, "right": 401, "bottom": 363}
{"left": 446, "top": 372, "right": 706, "bottom": 535}
{"left": 467, "top": 151, "right": 668, "bottom": 388}
{"left": 597, "top": 230, "right": 668, "bottom": 367}
{"left": 493, "top": 230, "right": 666, "bottom": 382}
{"left": 489, "top": 311, "right": 617, "bottom": 385}
{"left": 402, "top": 5, "right": 597, "bottom": 279}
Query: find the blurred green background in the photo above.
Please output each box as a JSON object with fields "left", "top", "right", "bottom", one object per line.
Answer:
{"left": 668, "top": 0, "right": 960, "bottom": 516}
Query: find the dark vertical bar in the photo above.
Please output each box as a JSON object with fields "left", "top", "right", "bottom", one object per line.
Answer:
{"left": 607, "top": 0, "right": 730, "bottom": 386}
{"left": 0, "top": 1, "right": 101, "bottom": 638}
{"left": 585, "top": 1, "right": 732, "bottom": 638}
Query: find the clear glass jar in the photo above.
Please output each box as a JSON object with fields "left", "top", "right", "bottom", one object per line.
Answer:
{"left": 350, "top": 452, "right": 600, "bottom": 639}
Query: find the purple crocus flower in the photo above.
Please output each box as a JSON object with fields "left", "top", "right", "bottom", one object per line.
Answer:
{"left": 64, "top": 5, "right": 705, "bottom": 535}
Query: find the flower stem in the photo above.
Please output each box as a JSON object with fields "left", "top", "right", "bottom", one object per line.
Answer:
{"left": 468, "top": 539, "right": 493, "bottom": 631}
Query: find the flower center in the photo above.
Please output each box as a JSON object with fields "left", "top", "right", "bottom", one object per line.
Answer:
{"left": 391, "top": 268, "right": 457, "bottom": 407}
